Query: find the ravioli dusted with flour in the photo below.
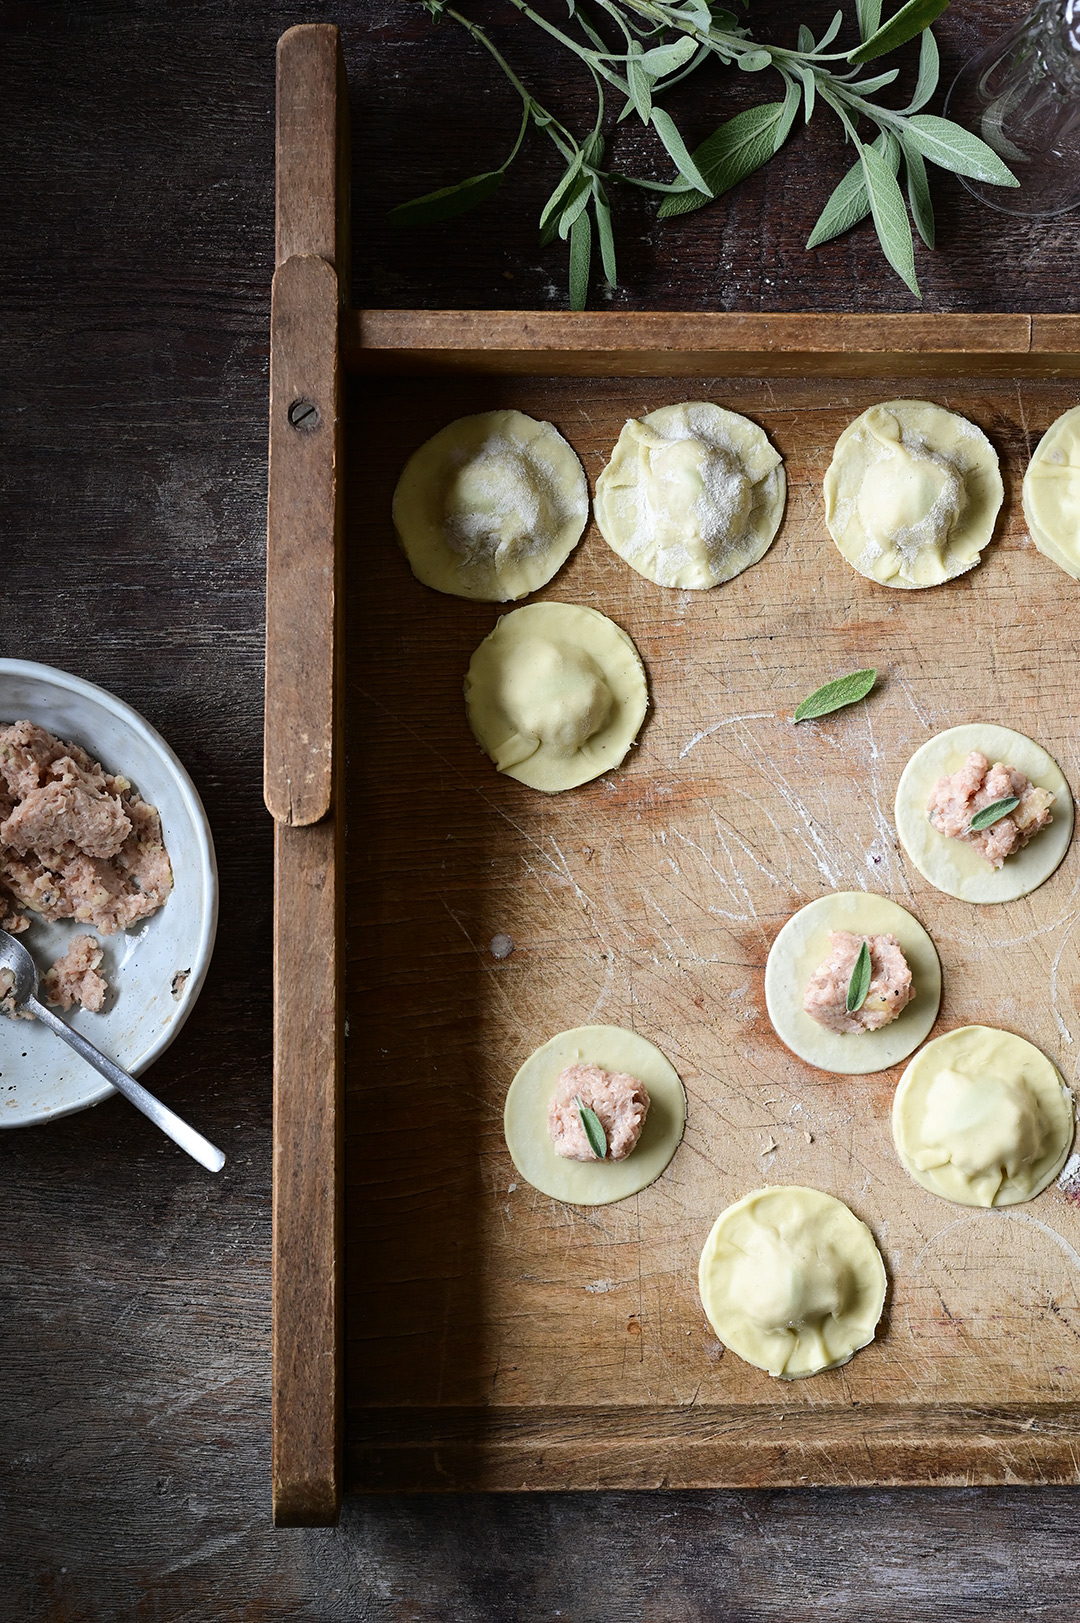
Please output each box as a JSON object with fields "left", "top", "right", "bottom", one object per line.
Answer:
{"left": 594, "top": 402, "right": 785, "bottom": 589}
{"left": 1022, "top": 404, "right": 1080, "bottom": 579}
{"left": 892, "top": 1026, "right": 1074, "bottom": 1207}
{"left": 392, "top": 410, "right": 588, "bottom": 601}
{"left": 698, "top": 1187, "right": 887, "bottom": 1379}
{"left": 824, "top": 400, "right": 1002, "bottom": 588}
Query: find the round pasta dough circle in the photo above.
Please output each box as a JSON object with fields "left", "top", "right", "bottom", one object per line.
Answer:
{"left": 594, "top": 401, "right": 785, "bottom": 589}
{"left": 464, "top": 602, "right": 648, "bottom": 793}
{"left": 503, "top": 1025, "right": 686, "bottom": 1205}
{"left": 698, "top": 1186, "right": 887, "bottom": 1379}
{"left": 765, "top": 892, "right": 941, "bottom": 1075}
{"left": 823, "top": 399, "right": 1003, "bottom": 589}
{"left": 892, "top": 1025, "right": 1074, "bottom": 1207}
{"left": 895, "top": 724, "right": 1073, "bottom": 903}
{"left": 1023, "top": 404, "right": 1080, "bottom": 580}
{"left": 392, "top": 410, "right": 588, "bottom": 601}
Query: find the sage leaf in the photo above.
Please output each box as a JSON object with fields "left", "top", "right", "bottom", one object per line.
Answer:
{"left": 848, "top": 0, "right": 950, "bottom": 65}
{"left": 651, "top": 106, "right": 710, "bottom": 192}
{"left": 902, "top": 137, "right": 936, "bottom": 247}
{"left": 794, "top": 667, "right": 877, "bottom": 722}
{"left": 774, "top": 73, "right": 802, "bottom": 154}
{"left": 861, "top": 136, "right": 920, "bottom": 297}
{"left": 658, "top": 102, "right": 785, "bottom": 219}
{"left": 738, "top": 48, "right": 773, "bottom": 72}
{"left": 806, "top": 131, "right": 898, "bottom": 248}
{"left": 848, "top": 68, "right": 900, "bottom": 96}
{"left": 846, "top": 940, "right": 873, "bottom": 1014}
{"left": 968, "top": 795, "right": 1020, "bottom": 832}
{"left": 593, "top": 184, "right": 618, "bottom": 287}
{"left": 569, "top": 207, "right": 592, "bottom": 310}
{"left": 558, "top": 171, "right": 593, "bottom": 239}
{"left": 856, "top": 0, "right": 883, "bottom": 40}
{"left": 576, "top": 1095, "right": 608, "bottom": 1159}
{"left": 540, "top": 152, "right": 584, "bottom": 232}
{"left": 627, "top": 43, "right": 653, "bottom": 123}
{"left": 797, "top": 23, "right": 814, "bottom": 51}
{"left": 638, "top": 34, "right": 699, "bottom": 75}
{"left": 904, "top": 24, "right": 940, "bottom": 113}
{"left": 816, "top": 9, "right": 845, "bottom": 51}
{"left": 389, "top": 169, "right": 503, "bottom": 227}
{"left": 902, "top": 114, "right": 1020, "bottom": 186}
{"left": 796, "top": 62, "right": 816, "bottom": 123}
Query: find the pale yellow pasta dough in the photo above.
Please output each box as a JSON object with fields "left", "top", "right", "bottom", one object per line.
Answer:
{"left": 764, "top": 891, "right": 941, "bottom": 1075}
{"left": 824, "top": 400, "right": 1003, "bottom": 588}
{"left": 464, "top": 602, "right": 648, "bottom": 792}
{"left": 503, "top": 1025, "right": 686, "bottom": 1205}
{"left": 698, "top": 1186, "right": 887, "bottom": 1379}
{"left": 895, "top": 723, "right": 1073, "bottom": 903}
{"left": 893, "top": 1025, "right": 1074, "bottom": 1207}
{"left": 392, "top": 410, "right": 588, "bottom": 601}
{"left": 594, "top": 402, "right": 785, "bottom": 588}
{"left": 1023, "top": 404, "right": 1080, "bottom": 580}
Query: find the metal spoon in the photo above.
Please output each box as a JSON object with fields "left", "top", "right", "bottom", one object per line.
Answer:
{"left": 0, "top": 927, "right": 225, "bottom": 1172}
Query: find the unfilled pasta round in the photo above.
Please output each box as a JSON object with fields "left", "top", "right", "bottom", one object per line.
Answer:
{"left": 1023, "top": 404, "right": 1080, "bottom": 580}
{"left": 824, "top": 400, "right": 1003, "bottom": 588}
{"left": 464, "top": 602, "right": 648, "bottom": 793}
{"left": 392, "top": 410, "right": 588, "bottom": 601}
{"left": 895, "top": 724, "right": 1073, "bottom": 903}
{"left": 698, "top": 1186, "right": 887, "bottom": 1379}
{"left": 594, "top": 401, "right": 785, "bottom": 588}
{"left": 892, "top": 1025, "right": 1074, "bottom": 1207}
{"left": 764, "top": 892, "right": 941, "bottom": 1074}
{"left": 503, "top": 1025, "right": 686, "bottom": 1205}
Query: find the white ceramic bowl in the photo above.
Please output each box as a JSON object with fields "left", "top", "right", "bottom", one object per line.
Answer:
{"left": 0, "top": 660, "right": 218, "bottom": 1126}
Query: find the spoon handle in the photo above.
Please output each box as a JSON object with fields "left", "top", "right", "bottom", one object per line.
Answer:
{"left": 28, "top": 996, "right": 226, "bottom": 1173}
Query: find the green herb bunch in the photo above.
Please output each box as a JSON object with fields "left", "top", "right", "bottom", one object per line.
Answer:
{"left": 391, "top": 0, "right": 1018, "bottom": 306}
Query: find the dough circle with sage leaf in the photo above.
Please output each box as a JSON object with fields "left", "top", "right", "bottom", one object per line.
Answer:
{"left": 824, "top": 399, "right": 1003, "bottom": 588}
{"left": 503, "top": 1025, "right": 686, "bottom": 1205}
{"left": 895, "top": 724, "right": 1072, "bottom": 903}
{"left": 594, "top": 401, "right": 786, "bottom": 589}
{"left": 698, "top": 1186, "right": 887, "bottom": 1379}
{"left": 392, "top": 410, "right": 588, "bottom": 601}
{"left": 764, "top": 891, "right": 941, "bottom": 1074}
{"left": 464, "top": 601, "right": 648, "bottom": 792}
{"left": 1022, "top": 404, "right": 1080, "bottom": 580}
{"left": 892, "top": 1026, "right": 1074, "bottom": 1207}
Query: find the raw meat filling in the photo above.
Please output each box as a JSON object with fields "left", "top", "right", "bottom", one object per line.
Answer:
{"left": 803, "top": 931, "right": 914, "bottom": 1035}
{"left": 548, "top": 1061, "right": 651, "bottom": 1161}
{"left": 927, "top": 751, "right": 1054, "bottom": 868}
{"left": 0, "top": 721, "right": 173, "bottom": 935}
{"left": 42, "top": 934, "right": 108, "bottom": 1013}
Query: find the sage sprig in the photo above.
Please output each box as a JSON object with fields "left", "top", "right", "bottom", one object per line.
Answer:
{"left": 968, "top": 795, "right": 1020, "bottom": 833}
{"left": 576, "top": 1095, "right": 609, "bottom": 1159}
{"left": 397, "top": 1, "right": 1018, "bottom": 307}
{"left": 846, "top": 938, "right": 873, "bottom": 1013}
{"left": 794, "top": 668, "right": 877, "bottom": 723}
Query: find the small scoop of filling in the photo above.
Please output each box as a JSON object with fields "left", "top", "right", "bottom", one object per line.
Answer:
{"left": 548, "top": 1061, "right": 650, "bottom": 1161}
{"left": 803, "top": 931, "right": 914, "bottom": 1035}
{"left": 42, "top": 933, "right": 108, "bottom": 1013}
{"left": 927, "top": 751, "right": 1054, "bottom": 868}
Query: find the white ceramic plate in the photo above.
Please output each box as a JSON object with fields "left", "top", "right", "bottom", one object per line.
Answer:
{"left": 0, "top": 660, "right": 218, "bottom": 1126}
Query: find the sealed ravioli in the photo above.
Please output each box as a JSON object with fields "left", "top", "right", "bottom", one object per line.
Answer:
{"left": 392, "top": 410, "right": 588, "bottom": 601}
{"left": 503, "top": 1025, "right": 686, "bottom": 1205}
{"left": 1023, "top": 404, "right": 1080, "bottom": 579}
{"left": 464, "top": 602, "right": 648, "bottom": 793}
{"left": 824, "top": 400, "right": 1003, "bottom": 588}
{"left": 892, "top": 1026, "right": 1074, "bottom": 1207}
{"left": 594, "top": 401, "right": 785, "bottom": 589}
{"left": 895, "top": 724, "right": 1072, "bottom": 903}
{"left": 698, "top": 1186, "right": 887, "bottom": 1379}
{"left": 764, "top": 892, "right": 941, "bottom": 1075}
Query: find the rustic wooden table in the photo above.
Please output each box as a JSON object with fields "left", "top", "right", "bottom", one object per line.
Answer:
{"left": 3, "top": 1, "right": 1077, "bottom": 1616}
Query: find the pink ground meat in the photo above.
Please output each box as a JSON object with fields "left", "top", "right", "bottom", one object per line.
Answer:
{"left": 42, "top": 933, "right": 108, "bottom": 1013}
{"left": 927, "top": 751, "right": 1054, "bottom": 868}
{"left": 548, "top": 1061, "right": 651, "bottom": 1161}
{"left": 803, "top": 931, "right": 914, "bottom": 1035}
{"left": 0, "top": 721, "right": 173, "bottom": 935}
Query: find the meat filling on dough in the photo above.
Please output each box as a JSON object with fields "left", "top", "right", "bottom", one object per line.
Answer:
{"left": 548, "top": 1061, "right": 650, "bottom": 1161}
{"left": 803, "top": 931, "right": 914, "bottom": 1034}
{"left": 927, "top": 751, "right": 1054, "bottom": 868}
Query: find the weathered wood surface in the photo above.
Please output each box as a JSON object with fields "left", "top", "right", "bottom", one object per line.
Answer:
{"left": 4, "top": 0, "right": 1080, "bottom": 1615}
{"left": 346, "top": 365, "right": 1080, "bottom": 1492}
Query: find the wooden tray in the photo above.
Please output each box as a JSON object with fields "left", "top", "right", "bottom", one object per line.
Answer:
{"left": 267, "top": 25, "right": 1080, "bottom": 1526}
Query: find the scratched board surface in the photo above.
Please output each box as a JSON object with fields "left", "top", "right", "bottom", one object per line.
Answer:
{"left": 344, "top": 372, "right": 1080, "bottom": 1490}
